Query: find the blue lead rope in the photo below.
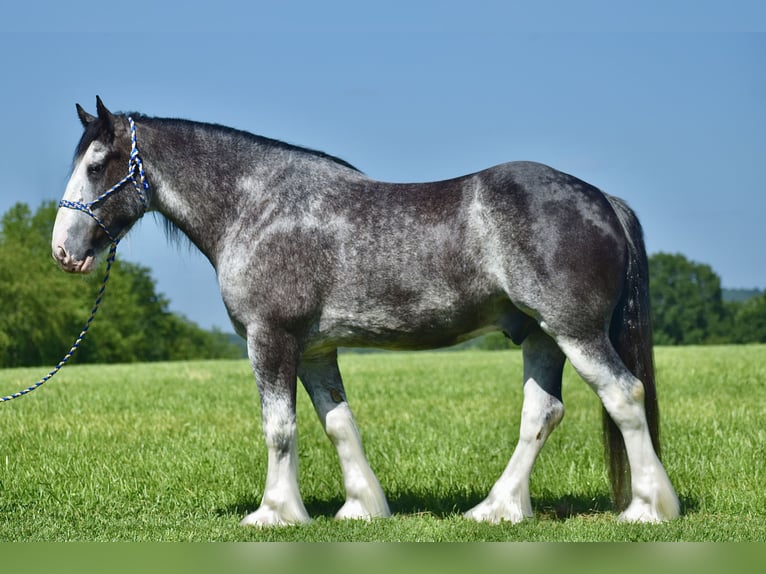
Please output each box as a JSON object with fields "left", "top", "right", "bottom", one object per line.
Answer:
{"left": 2, "top": 117, "right": 149, "bottom": 403}
{"left": 1, "top": 243, "right": 117, "bottom": 402}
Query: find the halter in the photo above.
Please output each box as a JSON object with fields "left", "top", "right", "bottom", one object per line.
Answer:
{"left": 58, "top": 116, "right": 150, "bottom": 243}
{"left": 1, "top": 118, "right": 150, "bottom": 403}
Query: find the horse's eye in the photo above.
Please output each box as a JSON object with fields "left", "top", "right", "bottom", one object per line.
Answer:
{"left": 87, "top": 164, "right": 103, "bottom": 176}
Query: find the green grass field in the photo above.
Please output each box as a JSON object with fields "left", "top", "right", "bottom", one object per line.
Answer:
{"left": 0, "top": 346, "right": 764, "bottom": 541}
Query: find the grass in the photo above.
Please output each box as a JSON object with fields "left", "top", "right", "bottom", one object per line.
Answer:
{"left": 0, "top": 346, "right": 764, "bottom": 541}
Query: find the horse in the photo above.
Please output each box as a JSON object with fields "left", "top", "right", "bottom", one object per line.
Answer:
{"left": 51, "top": 97, "right": 680, "bottom": 526}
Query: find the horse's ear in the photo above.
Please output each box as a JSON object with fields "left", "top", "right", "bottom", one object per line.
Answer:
{"left": 76, "top": 103, "right": 95, "bottom": 128}
{"left": 95, "top": 96, "right": 115, "bottom": 136}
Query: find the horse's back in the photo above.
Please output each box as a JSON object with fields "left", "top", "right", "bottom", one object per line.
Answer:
{"left": 295, "top": 161, "right": 627, "bottom": 351}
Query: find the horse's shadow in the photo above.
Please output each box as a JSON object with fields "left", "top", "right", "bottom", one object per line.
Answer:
{"left": 221, "top": 492, "right": 696, "bottom": 522}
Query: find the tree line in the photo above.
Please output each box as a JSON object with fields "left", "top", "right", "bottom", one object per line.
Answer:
{"left": 1, "top": 202, "right": 242, "bottom": 368}
{"left": 2, "top": 202, "right": 764, "bottom": 367}
{"left": 649, "top": 252, "right": 766, "bottom": 345}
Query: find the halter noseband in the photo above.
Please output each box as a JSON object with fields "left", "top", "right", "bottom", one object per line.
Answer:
{"left": 58, "top": 116, "right": 150, "bottom": 244}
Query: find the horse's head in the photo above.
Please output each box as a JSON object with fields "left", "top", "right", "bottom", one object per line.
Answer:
{"left": 52, "top": 97, "right": 149, "bottom": 273}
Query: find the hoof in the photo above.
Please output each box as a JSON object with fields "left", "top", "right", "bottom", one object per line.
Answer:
{"left": 618, "top": 497, "right": 680, "bottom": 523}
{"left": 335, "top": 498, "right": 391, "bottom": 521}
{"left": 464, "top": 497, "right": 532, "bottom": 524}
{"left": 240, "top": 505, "right": 311, "bottom": 528}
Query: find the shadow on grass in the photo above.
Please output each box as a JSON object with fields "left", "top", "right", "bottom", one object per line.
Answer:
{"left": 386, "top": 491, "right": 617, "bottom": 520}
{"left": 220, "top": 489, "right": 697, "bottom": 522}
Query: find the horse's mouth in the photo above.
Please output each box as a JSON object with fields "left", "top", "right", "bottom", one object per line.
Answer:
{"left": 53, "top": 246, "right": 96, "bottom": 274}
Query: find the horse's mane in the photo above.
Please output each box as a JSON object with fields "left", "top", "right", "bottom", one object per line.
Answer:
{"left": 76, "top": 111, "right": 361, "bottom": 174}
{"left": 131, "top": 114, "right": 362, "bottom": 173}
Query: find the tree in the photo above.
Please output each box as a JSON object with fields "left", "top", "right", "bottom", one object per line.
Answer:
{"left": 0, "top": 203, "right": 90, "bottom": 366}
{"left": 0, "top": 201, "right": 241, "bottom": 367}
{"left": 727, "top": 293, "right": 766, "bottom": 343}
{"left": 648, "top": 252, "right": 727, "bottom": 345}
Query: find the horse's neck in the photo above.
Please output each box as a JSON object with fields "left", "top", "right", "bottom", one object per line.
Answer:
{"left": 139, "top": 119, "right": 365, "bottom": 267}
{"left": 142, "top": 121, "right": 257, "bottom": 266}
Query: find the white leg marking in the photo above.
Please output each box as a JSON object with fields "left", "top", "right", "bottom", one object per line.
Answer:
{"left": 465, "top": 378, "right": 564, "bottom": 523}
{"left": 558, "top": 338, "right": 680, "bottom": 522}
{"left": 299, "top": 355, "right": 391, "bottom": 521}
{"left": 240, "top": 398, "right": 310, "bottom": 527}
{"left": 617, "top": 427, "right": 681, "bottom": 523}
{"left": 324, "top": 402, "right": 391, "bottom": 520}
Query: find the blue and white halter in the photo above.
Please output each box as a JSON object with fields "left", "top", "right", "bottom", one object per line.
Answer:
{"left": 58, "top": 116, "right": 150, "bottom": 243}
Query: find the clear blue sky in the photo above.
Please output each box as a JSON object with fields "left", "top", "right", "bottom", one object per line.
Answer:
{"left": 1, "top": 1, "right": 764, "bottom": 330}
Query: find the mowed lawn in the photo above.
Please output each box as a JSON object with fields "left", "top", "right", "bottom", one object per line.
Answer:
{"left": 0, "top": 346, "right": 763, "bottom": 541}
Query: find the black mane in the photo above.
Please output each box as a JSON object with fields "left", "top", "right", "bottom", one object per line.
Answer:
{"left": 130, "top": 113, "right": 362, "bottom": 173}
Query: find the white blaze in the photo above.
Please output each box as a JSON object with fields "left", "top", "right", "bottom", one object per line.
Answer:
{"left": 51, "top": 141, "right": 110, "bottom": 272}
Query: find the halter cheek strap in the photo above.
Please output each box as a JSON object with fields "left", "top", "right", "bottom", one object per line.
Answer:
{"left": 58, "top": 117, "right": 150, "bottom": 244}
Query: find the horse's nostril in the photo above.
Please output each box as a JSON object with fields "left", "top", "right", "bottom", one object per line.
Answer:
{"left": 54, "top": 245, "right": 67, "bottom": 262}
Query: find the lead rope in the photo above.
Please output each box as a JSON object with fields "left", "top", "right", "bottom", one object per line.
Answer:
{"left": 1, "top": 116, "right": 147, "bottom": 403}
{"left": 1, "top": 243, "right": 117, "bottom": 402}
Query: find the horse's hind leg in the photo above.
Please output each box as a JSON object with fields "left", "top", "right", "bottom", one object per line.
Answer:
{"left": 298, "top": 351, "right": 391, "bottom": 520}
{"left": 557, "top": 335, "right": 680, "bottom": 522}
{"left": 465, "top": 327, "right": 565, "bottom": 523}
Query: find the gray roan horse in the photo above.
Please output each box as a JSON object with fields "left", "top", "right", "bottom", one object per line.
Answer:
{"left": 52, "top": 97, "right": 679, "bottom": 526}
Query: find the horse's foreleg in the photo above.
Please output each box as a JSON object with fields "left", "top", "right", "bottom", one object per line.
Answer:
{"left": 240, "top": 328, "right": 310, "bottom": 527}
{"left": 465, "top": 329, "right": 565, "bottom": 523}
{"left": 299, "top": 351, "right": 391, "bottom": 521}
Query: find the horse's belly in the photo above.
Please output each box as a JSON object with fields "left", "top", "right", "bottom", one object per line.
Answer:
{"left": 308, "top": 294, "right": 514, "bottom": 352}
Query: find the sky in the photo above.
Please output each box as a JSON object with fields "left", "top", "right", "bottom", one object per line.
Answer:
{"left": 1, "top": 1, "right": 764, "bottom": 331}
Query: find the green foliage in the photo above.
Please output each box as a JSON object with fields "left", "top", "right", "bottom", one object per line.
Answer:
{"left": 0, "top": 203, "right": 90, "bottom": 366}
{"left": 0, "top": 347, "right": 764, "bottom": 541}
{"left": 649, "top": 252, "right": 728, "bottom": 345}
{"left": 0, "top": 202, "right": 241, "bottom": 367}
{"left": 726, "top": 292, "right": 766, "bottom": 343}
{"left": 646, "top": 252, "right": 766, "bottom": 346}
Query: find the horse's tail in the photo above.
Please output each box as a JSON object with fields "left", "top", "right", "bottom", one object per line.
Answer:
{"left": 603, "top": 194, "right": 660, "bottom": 511}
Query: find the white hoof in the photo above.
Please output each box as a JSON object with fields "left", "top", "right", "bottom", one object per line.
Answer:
{"left": 464, "top": 496, "right": 532, "bottom": 524}
{"left": 335, "top": 497, "right": 391, "bottom": 521}
{"left": 618, "top": 496, "right": 680, "bottom": 523}
{"left": 618, "top": 501, "right": 663, "bottom": 523}
{"left": 240, "top": 504, "right": 311, "bottom": 528}
{"left": 619, "top": 480, "right": 681, "bottom": 523}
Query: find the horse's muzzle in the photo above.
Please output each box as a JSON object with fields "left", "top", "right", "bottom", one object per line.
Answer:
{"left": 53, "top": 245, "right": 96, "bottom": 274}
